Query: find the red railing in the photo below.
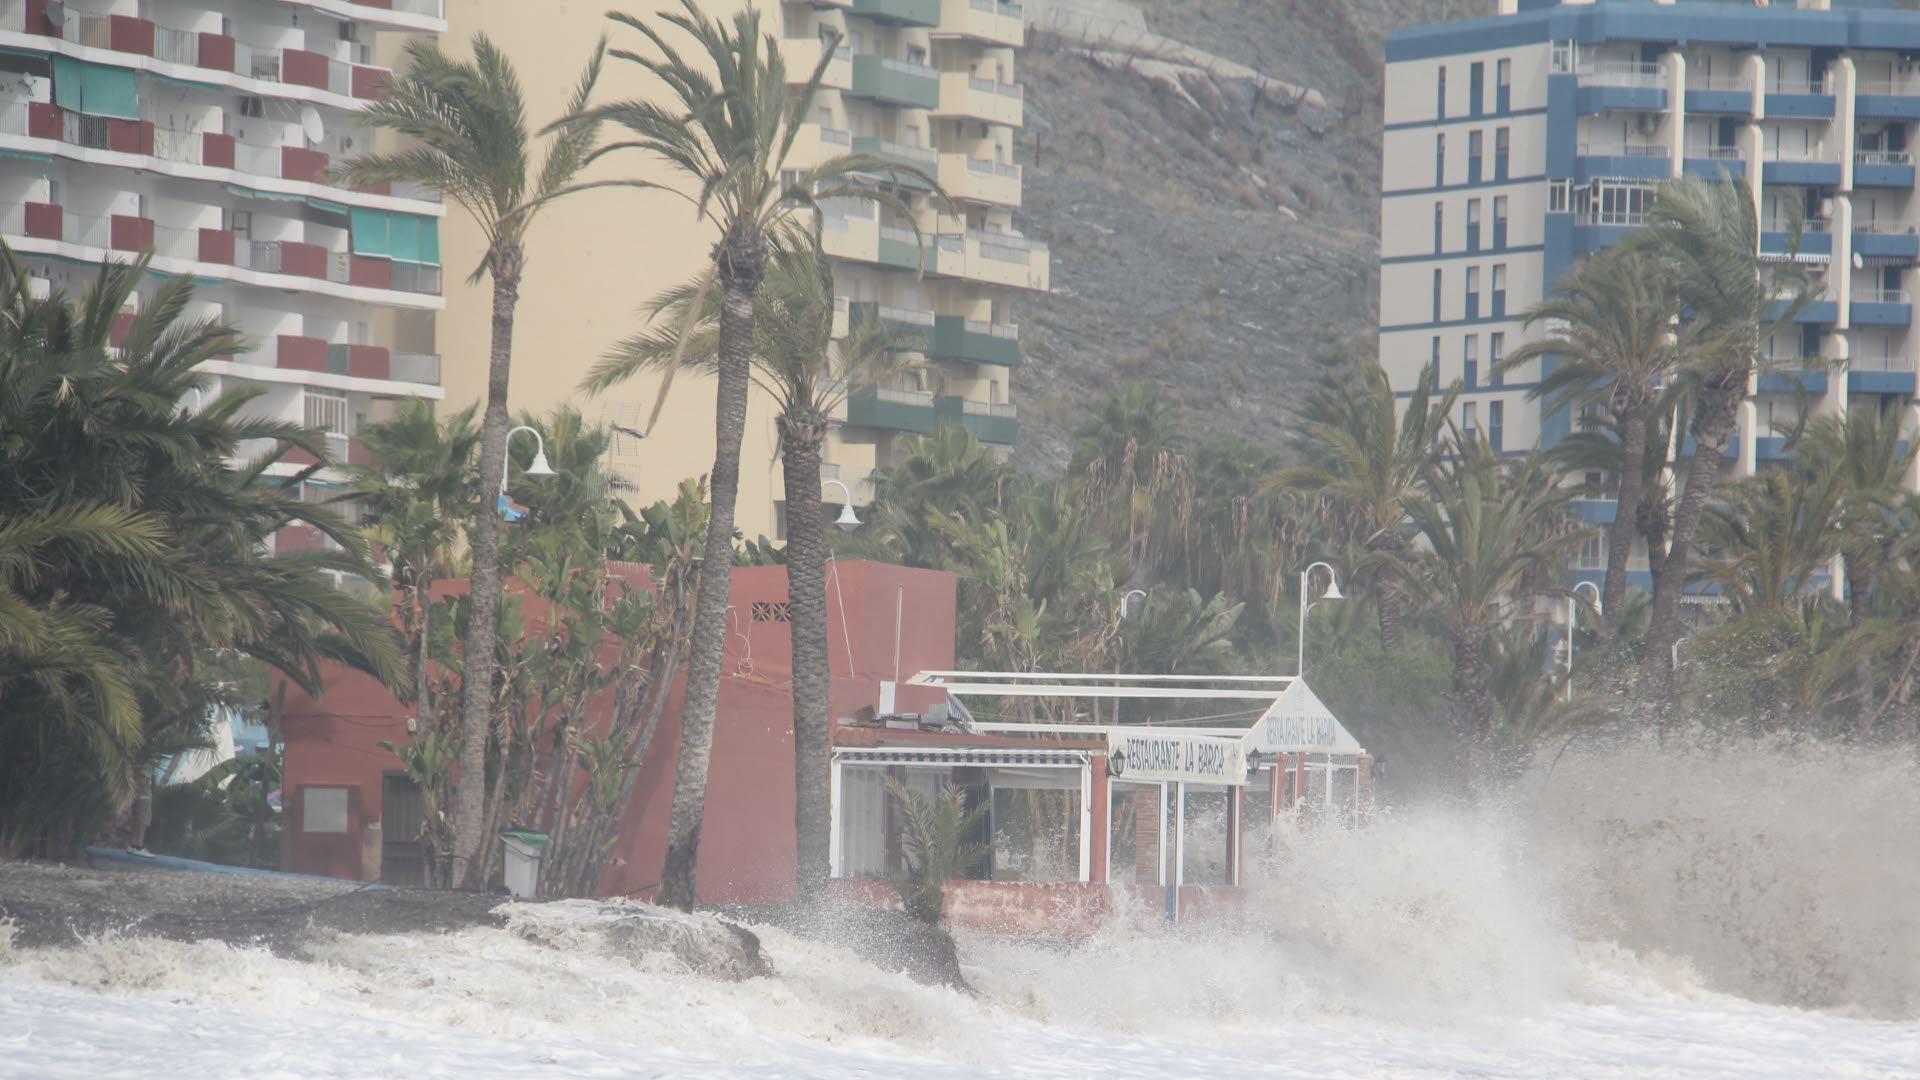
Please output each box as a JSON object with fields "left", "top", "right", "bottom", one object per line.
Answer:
{"left": 197, "top": 228, "right": 236, "bottom": 265}
{"left": 109, "top": 215, "right": 154, "bottom": 252}
{"left": 23, "top": 202, "right": 61, "bottom": 241}
{"left": 276, "top": 334, "right": 329, "bottom": 372}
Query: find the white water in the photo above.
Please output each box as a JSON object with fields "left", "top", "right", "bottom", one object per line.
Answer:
{"left": 3, "top": 735, "right": 1918, "bottom": 1078}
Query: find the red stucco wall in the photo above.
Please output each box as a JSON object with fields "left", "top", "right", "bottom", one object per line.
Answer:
{"left": 279, "top": 560, "right": 958, "bottom": 902}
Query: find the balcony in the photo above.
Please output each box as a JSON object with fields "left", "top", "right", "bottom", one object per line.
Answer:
{"left": 844, "top": 385, "right": 936, "bottom": 434}
{"left": 390, "top": 352, "right": 442, "bottom": 386}
{"left": 0, "top": 1, "right": 391, "bottom": 102}
{"left": 937, "top": 152, "right": 1021, "bottom": 205}
{"left": 1853, "top": 224, "right": 1920, "bottom": 261}
{"left": 1683, "top": 75, "right": 1754, "bottom": 116}
{"left": 934, "top": 396, "right": 1017, "bottom": 445}
{"left": 1574, "top": 141, "right": 1671, "bottom": 182}
{"left": 778, "top": 36, "right": 852, "bottom": 90}
{"left": 0, "top": 101, "right": 436, "bottom": 208}
{"left": 1681, "top": 143, "right": 1745, "bottom": 180}
{"left": 946, "top": 229, "right": 1049, "bottom": 290}
{"left": 1762, "top": 79, "right": 1835, "bottom": 119}
{"left": 819, "top": 201, "right": 881, "bottom": 263}
{"left": 1850, "top": 288, "right": 1912, "bottom": 327}
{"left": 787, "top": 121, "right": 853, "bottom": 170}
{"left": 1853, "top": 149, "right": 1917, "bottom": 189}
{"left": 850, "top": 55, "right": 940, "bottom": 109}
{"left": 850, "top": 0, "right": 941, "bottom": 26}
{"left": 1766, "top": 290, "right": 1839, "bottom": 325}
{"left": 851, "top": 136, "right": 937, "bottom": 188}
{"left": 1760, "top": 146, "right": 1842, "bottom": 188}
{"left": 933, "top": 71, "right": 1023, "bottom": 126}
{"left": 928, "top": 315, "right": 1019, "bottom": 366}
{"left": 1761, "top": 217, "right": 1831, "bottom": 258}
{"left": 1756, "top": 368, "right": 1827, "bottom": 395}
{"left": 1855, "top": 78, "right": 1920, "bottom": 120}
{"left": 877, "top": 224, "right": 937, "bottom": 271}
{"left": 1573, "top": 62, "right": 1666, "bottom": 114}
{"left": 938, "top": 0, "right": 1022, "bottom": 46}
{"left": 849, "top": 301, "right": 934, "bottom": 348}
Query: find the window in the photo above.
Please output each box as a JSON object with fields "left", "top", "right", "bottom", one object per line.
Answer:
{"left": 1488, "top": 401, "right": 1505, "bottom": 453}
{"left": 1489, "top": 332, "right": 1505, "bottom": 386}
{"left": 1584, "top": 469, "right": 1606, "bottom": 488}
{"left": 1491, "top": 264, "right": 1508, "bottom": 318}
{"left": 1463, "top": 335, "right": 1479, "bottom": 388}
{"left": 239, "top": 95, "right": 265, "bottom": 118}
{"left": 1433, "top": 268, "right": 1444, "bottom": 321}
{"left": 1466, "top": 197, "right": 1482, "bottom": 252}
{"left": 1435, "top": 132, "right": 1447, "bottom": 185}
{"left": 1470, "top": 62, "right": 1485, "bottom": 117}
{"left": 1465, "top": 266, "right": 1481, "bottom": 319}
{"left": 302, "top": 787, "right": 349, "bottom": 834}
{"left": 1462, "top": 401, "right": 1479, "bottom": 437}
{"left": 1493, "top": 195, "right": 1509, "bottom": 248}
{"left": 1437, "top": 66, "right": 1447, "bottom": 118}
{"left": 1577, "top": 534, "right": 1605, "bottom": 571}
{"left": 1434, "top": 201, "right": 1445, "bottom": 252}
{"left": 1548, "top": 178, "right": 1571, "bottom": 213}
{"left": 1494, "top": 127, "right": 1511, "bottom": 181}
{"left": 1467, "top": 130, "right": 1484, "bottom": 183}
{"left": 1430, "top": 335, "right": 1442, "bottom": 388}
{"left": 1496, "top": 58, "right": 1512, "bottom": 112}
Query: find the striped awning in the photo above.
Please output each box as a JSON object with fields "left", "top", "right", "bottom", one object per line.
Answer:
{"left": 834, "top": 748, "right": 1088, "bottom": 768}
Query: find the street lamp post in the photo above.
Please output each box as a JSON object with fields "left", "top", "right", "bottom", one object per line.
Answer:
{"left": 501, "top": 425, "right": 555, "bottom": 494}
{"left": 1119, "top": 588, "right": 1148, "bottom": 623}
{"left": 822, "top": 478, "right": 862, "bottom": 531}
{"left": 1567, "top": 581, "right": 1602, "bottom": 702}
{"left": 1297, "top": 562, "right": 1343, "bottom": 678}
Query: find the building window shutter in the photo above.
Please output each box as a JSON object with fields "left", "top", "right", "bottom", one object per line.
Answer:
{"left": 51, "top": 56, "right": 84, "bottom": 112}
{"left": 388, "top": 213, "right": 420, "bottom": 263}
{"left": 79, "top": 63, "right": 140, "bottom": 120}
{"left": 350, "top": 208, "right": 390, "bottom": 257}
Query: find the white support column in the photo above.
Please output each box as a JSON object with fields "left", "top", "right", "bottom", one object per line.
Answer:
{"left": 1171, "top": 782, "right": 1187, "bottom": 921}
{"left": 1836, "top": 57, "right": 1858, "bottom": 192}
{"left": 1227, "top": 785, "right": 1243, "bottom": 888}
{"left": 1156, "top": 781, "right": 1168, "bottom": 886}
{"left": 1739, "top": 398, "right": 1759, "bottom": 478}
{"left": 1907, "top": 401, "right": 1920, "bottom": 492}
{"left": 1835, "top": 193, "right": 1856, "bottom": 338}
{"left": 1748, "top": 54, "right": 1768, "bottom": 120}
{"left": 828, "top": 756, "right": 845, "bottom": 879}
{"left": 1077, "top": 760, "right": 1092, "bottom": 884}
{"left": 1662, "top": 52, "right": 1687, "bottom": 178}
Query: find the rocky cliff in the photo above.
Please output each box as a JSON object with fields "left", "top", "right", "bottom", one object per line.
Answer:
{"left": 1011, "top": 0, "right": 1486, "bottom": 472}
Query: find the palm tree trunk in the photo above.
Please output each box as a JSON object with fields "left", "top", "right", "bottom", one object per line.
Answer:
{"left": 1642, "top": 380, "right": 1742, "bottom": 702}
{"left": 1603, "top": 409, "right": 1649, "bottom": 638}
{"left": 780, "top": 412, "right": 834, "bottom": 898}
{"left": 452, "top": 251, "right": 522, "bottom": 889}
{"left": 1375, "top": 592, "right": 1406, "bottom": 654}
{"left": 658, "top": 242, "right": 762, "bottom": 912}
{"left": 1449, "top": 626, "right": 1494, "bottom": 772}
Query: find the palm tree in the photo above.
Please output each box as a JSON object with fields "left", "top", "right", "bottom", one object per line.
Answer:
{"left": 348, "top": 401, "right": 481, "bottom": 726}
{"left": 0, "top": 248, "right": 403, "bottom": 854}
{"left": 1798, "top": 407, "right": 1918, "bottom": 626}
{"left": 1623, "top": 177, "right": 1809, "bottom": 698}
{"left": 1070, "top": 386, "right": 1191, "bottom": 567}
{"left": 584, "top": 244, "right": 906, "bottom": 897}
{"left": 556, "top": 3, "right": 935, "bottom": 910}
{"left": 1696, "top": 468, "right": 1843, "bottom": 614}
{"left": 1273, "top": 357, "right": 1458, "bottom": 652}
{"left": 339, "top": 35, "right": 606, "bottom": 886}
{"left": 1502, "top": 247, "right": 1686, "bottom": 639}
{"left": 1395, "top": 436, "right": 1586, "bottom": 756}
{"left": 864, "top": 425, "right": 1026, "bottom": 568}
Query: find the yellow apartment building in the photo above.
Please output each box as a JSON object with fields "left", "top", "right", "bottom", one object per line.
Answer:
{"left": 434, "top": 0, "right": 1046, "bottom": 539}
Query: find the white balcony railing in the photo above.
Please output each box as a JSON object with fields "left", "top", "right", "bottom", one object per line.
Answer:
{"left": 874, "top": 387, "right": 935, "bottom": 407}
{"left": 1853, "top": 221, "right": 1916, "bottom": 235}
{"left": 880, "top": 224, "right": 919, "bottom": 245}
{"left": 1579, "top": 61, "right": 1664, "bottom": 88}
{"left": 1768, "top": 77, "right": 1830, "bottom": 95}
{"left": 1766, "top": 216, "right": 1829, "bottom": 234}
{"left": 876, "top": 57, "right": 938, "bottom": 80}
{"left": 870, "top": 138, "right": 936, "bottom": 167}
{"left": 819, "top": 125, "right": 852, "bottom": 145}
{"left": 389, "top": 352, "right": 442, "bottom": 385}
{"left": 876, "top": 304, "right": 935, "bottom": 326}
{"left": 1852, "top": 288, "right": 1911, "bottom": 305}
{"left": 1686, "top": 75, "right": 1752, "bottom": 93}
{"left": 1856, "top": 149, "right": 1914, "bottom": 166}
{"left": 1685, "top": 143, "right": 1744, "bottom": 160}
{"left": 1766, "top": 143, "right": 1829, "bottom": 163}
{"left": 959, "top": 399, "right": 1017, "bottom": 418}
{"left": 1576, "top": 142, "right": 1669, "bottom": 158}
{"left": 1580, "top": 208, "right": 1650, "bottom": 227}
{"left": 964, "top": 319, "right": 1020, "bottom": 339}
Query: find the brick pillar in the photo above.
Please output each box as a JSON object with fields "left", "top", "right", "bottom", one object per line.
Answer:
{"left": 1131, "top": 785, "right": 1161, "bottom": 885}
